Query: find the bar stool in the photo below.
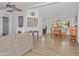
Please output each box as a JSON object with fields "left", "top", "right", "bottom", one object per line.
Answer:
{"left": 32, "top": 31, "right": 39, "bottom": 39}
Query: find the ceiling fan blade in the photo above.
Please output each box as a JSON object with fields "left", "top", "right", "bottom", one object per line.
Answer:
{"left": 7, "top": 10, "right": 13, "bottom": 12}
{"left": 12, "top": 7, "right": 22, "bottom": 11}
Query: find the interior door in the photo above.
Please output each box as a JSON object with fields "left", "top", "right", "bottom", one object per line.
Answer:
{"left": 3, "top": 17, "right": 9, "bottom": 36}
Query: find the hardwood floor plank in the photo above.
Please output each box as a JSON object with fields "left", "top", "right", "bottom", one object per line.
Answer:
{"left": 24, "top": 34, "right": 79, "bottom": 56}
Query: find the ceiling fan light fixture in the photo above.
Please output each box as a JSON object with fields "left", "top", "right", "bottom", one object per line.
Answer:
{"left": 7, "top": 7, "right": 13, "bottom": 12}
{"left": 7, "top": 10, "right": 13, "bottom": 12}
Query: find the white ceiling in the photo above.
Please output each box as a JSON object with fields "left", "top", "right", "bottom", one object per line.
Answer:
{"left": 0, "top": 2, "right": 45, "bottom": 10}
{"left": 14, "top": 2, "right": 44, "bottom": 7}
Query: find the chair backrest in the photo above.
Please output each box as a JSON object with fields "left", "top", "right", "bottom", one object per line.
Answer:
{"left": 70, "top": 26, "right": 77, "bottom": 35}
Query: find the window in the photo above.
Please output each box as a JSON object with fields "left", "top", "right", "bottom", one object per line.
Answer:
{"left": 31, "top": 12, "right": 35, "bottom": 16}
{"left": 18, "top": 16, "right": 23, "bottom": 27}
{"left": 27, "top": 17, "right": 38, "bottom": 27}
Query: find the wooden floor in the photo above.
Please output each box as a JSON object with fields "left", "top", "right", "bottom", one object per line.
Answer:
{"left": 24, "top": 34, "right": 79, "bottom": 56}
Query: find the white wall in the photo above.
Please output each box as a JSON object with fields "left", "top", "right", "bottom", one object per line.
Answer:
{"left": 28, "top": 2, "right": 79, "bottom": 33}
{"left": 11, "top": 10, "right": 26, "bottom": 33}
{"left": 26, "top": 9, "right": 42, "bottom": 36}
{"left": 11, "top": 9, "right": 42, "bottom": 36}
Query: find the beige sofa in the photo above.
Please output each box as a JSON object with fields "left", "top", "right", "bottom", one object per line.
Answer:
{"left": 0, "top": 32, "right": 33, "bottom": 56}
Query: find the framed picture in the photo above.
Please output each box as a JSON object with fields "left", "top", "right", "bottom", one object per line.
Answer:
{"left": 18, "top": 16, "right": 23, "bottom": 27}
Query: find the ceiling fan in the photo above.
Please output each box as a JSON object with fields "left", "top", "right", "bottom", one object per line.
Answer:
{"left": 0, "top": 2, "right": 22, "bottom": 12}
{"left": 6, "top": 2, "right": 22, "bottom": 12}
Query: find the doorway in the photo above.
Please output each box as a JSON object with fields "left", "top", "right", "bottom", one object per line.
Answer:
{"left": 3, "top": 17, "right": 9, "bottom": 36}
